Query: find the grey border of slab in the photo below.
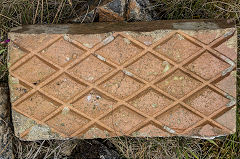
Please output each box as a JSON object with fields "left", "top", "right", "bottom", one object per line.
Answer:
{"left": 10, "top": 19, "right": 235, "bottom": 35}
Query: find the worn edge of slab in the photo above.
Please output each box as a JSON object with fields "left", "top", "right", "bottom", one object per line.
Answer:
{"left": 9, "top": 19, "right": 236, "bottom": 35}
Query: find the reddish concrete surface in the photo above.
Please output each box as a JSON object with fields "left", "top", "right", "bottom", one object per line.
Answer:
{"left": 8, "top": 20, "right": 237, "bottom": 140}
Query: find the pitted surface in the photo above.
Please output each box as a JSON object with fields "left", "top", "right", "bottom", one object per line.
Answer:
{"left": 8, "top": 20, "right": 237, "bottom": 140}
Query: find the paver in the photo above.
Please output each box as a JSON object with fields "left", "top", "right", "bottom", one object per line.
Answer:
{"left": 8, "top": 20, "right": 237, "bottom": 140}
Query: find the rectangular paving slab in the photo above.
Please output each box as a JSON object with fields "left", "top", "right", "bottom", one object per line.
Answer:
{"left": 8, "top": 20, "right": 237, "bottom": 140}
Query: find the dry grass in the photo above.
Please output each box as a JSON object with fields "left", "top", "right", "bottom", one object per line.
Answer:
{"left": 0, "top": 0, "right": 239, "bottom": 158}
{"left": 12, "top": 138, "right": 79, "bottom": 159}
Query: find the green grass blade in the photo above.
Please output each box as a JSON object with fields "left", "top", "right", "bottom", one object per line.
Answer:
{"left": 207, "top": 139, "right": 219, "bottom": 147}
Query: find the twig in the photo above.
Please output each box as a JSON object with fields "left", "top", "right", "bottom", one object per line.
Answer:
{"left": 81, "top": 2, "right": 89, "bottom": 23}
{"left": 32, "top": 140, "right": 45, "bottom": 159}
{"left": 0, "top": 136, "right": 13, "bottom": 155}
{"left": 41, "top": 0, "right": 44, "bottom": 24}
{"left": 205, "top": 1, "right": 240, "bottom": 13}
{"left": 52, "top": 0, "right": 64, "bottom": 24}
{"left": 33, "top": 0, "right": 40, "bottom": 24}
{"left": 0, "top": 13, "right": 20, "bottom": 25}
{"left": 91, "top": 0, "right": 102, "bottom": 22}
